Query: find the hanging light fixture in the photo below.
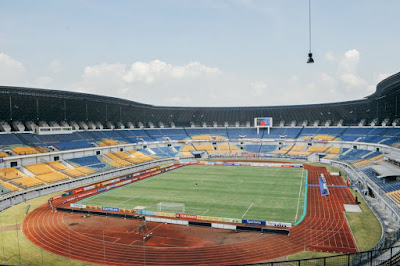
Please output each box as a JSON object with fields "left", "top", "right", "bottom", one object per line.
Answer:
{"left": 307, "top": 0, "right": 314, "bottom": 63}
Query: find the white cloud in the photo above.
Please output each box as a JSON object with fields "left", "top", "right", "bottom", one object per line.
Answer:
{"left": 338, "top": 49, "right": 360, "bottom": 73}
{"left": 73, "top": 63, "right": 127, "bottom": 94}
{"left": 326, "top": 48, "right": 371, "bottom": 95}
{"left": 49, "top": 60, "right": 64, "bottom": 73}
{"left": 123, "top": 60, "right": 221, "bottom": 84}
{"left": 339, "top": 73, "right": 368, "bottom": 89}
{"left": 0, "top": 53, "right": 26, "bottom": 85}
{"left": 67, "top": 60, "right": 223, "bottom": 103}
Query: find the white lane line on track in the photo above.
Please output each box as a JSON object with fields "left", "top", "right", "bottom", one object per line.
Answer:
{"left": 242, "top": 202, "right": 254, "bottom": 218}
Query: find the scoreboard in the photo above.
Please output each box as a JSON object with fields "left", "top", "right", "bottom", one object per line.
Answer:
{"left": 254, "top": 117, "right": 273, "bottom": 135}
{"left": 254, "top": 117, "right": 273, "bottom": 128}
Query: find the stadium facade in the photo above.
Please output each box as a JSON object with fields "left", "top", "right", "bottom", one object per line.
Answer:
{"left": 0, "top": 71, "right": 399, "bottom": 128}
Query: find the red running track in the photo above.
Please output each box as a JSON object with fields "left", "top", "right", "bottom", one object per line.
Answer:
{"left": 23, "top": 164, "right": 358, "bottom": 265}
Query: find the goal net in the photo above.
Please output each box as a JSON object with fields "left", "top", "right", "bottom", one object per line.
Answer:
{"left": 157, "top": 202, "right": 185, "bottom": 213}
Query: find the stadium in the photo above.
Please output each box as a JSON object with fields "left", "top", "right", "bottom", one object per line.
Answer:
{"left": 0, "top": 70, "right": 399, "bottom": 265}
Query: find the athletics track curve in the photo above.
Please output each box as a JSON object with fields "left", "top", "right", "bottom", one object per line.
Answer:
{"left": 23, "top": 164, "right": 358, "bottom": 265}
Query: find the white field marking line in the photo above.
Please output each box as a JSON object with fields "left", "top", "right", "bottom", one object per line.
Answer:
{"left": 202, "top": 209, "right": 209, "bottom": 215}
{"left": 242, "top": 202, "right": 254, "bottom": 218}
{"left": 294, "top": 167, "right": 305, "bottom": 222}
{"left": 114, "top": 195, "right": 139, "bottom": 207}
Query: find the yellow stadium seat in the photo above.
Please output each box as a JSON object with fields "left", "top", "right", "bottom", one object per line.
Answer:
{"left": 0, "top": 152, "right": 9, "bottom": 158}
{"left": 1, "top": 181, "right": 19, "bottom": 191}
{"left": 182, "top": 145, "right": 195, "bottom": 152}
{"left": 386, "top": 190, "right": 400, "bottom": 205}
{"left": 313, "top": 135, "right": 336, "bottom": 141}
{"left": 287, "top": 150, "right": 311, "bottom": 156}
{"left": 326, "top": 147, "right": 340, "bottom": 154}
{"left": 99, "top": 140, "right": 120, "bottom": 146}
{"left": 24, "top": 163, "right": 55, "bottom": 175}
{"left": 127, "top": 150, "right": 154, "bottom": 163}
{"left": 323, "top": 154, "right": 337, "bottom": 159}
{"left": 194, "top": 144, "right": 217, "bottom": 153}
{"left": 113, "top": 151, "right": 138, "bottom": 164}
{"left": 35, "top": 172, "right": 69, "bottom": 183}
{"left": 47, "top": 161, "right": 68, "bottom": 171}
{"left": 75, "top": 167, "right": 95, "bottom": 175}
{"left": 218, "top": 144, "right": 230, "bottom": 152}
{"left": 0, "top": 168, "right": 26, "bottom": 181}
{"left": 370, "top": 154, "right": 384, "bottom": 161}
{"left": 308, "top": 146, "right": 328, "bottom": 153}
{"left": 275, "top": 145, "right": 293, "bottom": 154}
{"left": 291, "top": 145, "right": 306, "bottom": 151}
{"left": 63, "top": 168, "right": 86, "bottom": 177}
{"left": 11, "top": 177, "right": 44, "bottom": 188}
{"left": 192, "top": 135, "right": 212, "bottom": 140}
{"left": 105, "top": 153, "right": 132, "bottom": 167}
{"left": 353, "top": 160, "right": 371, "bottom": 167}
{"left": 12, "top": 147, "right": 40, "bottom": 155}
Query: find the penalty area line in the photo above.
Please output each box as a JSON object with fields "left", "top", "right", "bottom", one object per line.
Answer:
{"left": 114, "top": 195, "right": 140, "bottom": 207}
{"left": 242, "top": 202, "right": 254, "bottom": 218}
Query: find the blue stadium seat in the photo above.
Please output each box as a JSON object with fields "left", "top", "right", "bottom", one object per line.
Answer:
{"left": 259, "top": 144, "right": 278, "bottom": 153}
{"left": 339, "top": 149, "right": 371, "bottom": 161}
{"left": 68, "top": 156, "right": 107, "bottom": 168}
{"left": 244, "top": 144, "right": 261, "bottom": 153}
{"left": 55, "top": 141, "right": 95, "bottom": 150}
{"left": 0, "top": 134, "right": 25, "bottom": 146}
{"left": 362, "top": 168, "right": 400, "bottom": 193}
{"left": 227, "top": 128, "right": 262, "bottom": 139}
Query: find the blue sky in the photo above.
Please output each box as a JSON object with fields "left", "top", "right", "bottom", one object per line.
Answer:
{"left": 0, "top": 0, "right": 399, "bottom": 106}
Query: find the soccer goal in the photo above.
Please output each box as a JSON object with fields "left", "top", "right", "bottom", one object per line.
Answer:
{"left": 157, "top": 202, "right": 185, "bottom": 213}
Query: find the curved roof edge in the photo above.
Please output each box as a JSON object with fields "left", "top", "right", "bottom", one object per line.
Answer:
{"left": 0, "top": 86, "right": 369, "bottom": 111}
{"left": 0, "top": 86, "right": 154, "bottom": 108}
{"left": 369, "top": 71, "right": 400, "bottom": 99}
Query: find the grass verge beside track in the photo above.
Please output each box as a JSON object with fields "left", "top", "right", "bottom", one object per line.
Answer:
{"left": 0, "top": 192, "right": 96, "bottom": 266}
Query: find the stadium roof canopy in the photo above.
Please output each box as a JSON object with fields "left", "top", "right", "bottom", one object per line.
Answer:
{"left": 0, "top": 72, "right": 399, "bottom": 127}
{"left": 372, "top": 163, "right": 400, "bottom": 179}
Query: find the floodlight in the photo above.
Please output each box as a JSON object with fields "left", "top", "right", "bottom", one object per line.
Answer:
{"left": 307, "top": 53, "right": 314, "bottom": 64}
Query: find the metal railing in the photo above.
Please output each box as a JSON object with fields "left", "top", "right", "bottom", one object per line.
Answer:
{"left": 255, "top": 245, "right": 400, "bottom": 265}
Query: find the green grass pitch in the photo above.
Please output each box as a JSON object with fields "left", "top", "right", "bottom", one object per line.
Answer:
{"left": 78, "top": 165, "right": 306, "bottom": 223}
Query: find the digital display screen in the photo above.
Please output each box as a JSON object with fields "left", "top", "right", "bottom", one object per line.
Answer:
{"left": 254, "top": 117, "right": 273, "bottom": 127}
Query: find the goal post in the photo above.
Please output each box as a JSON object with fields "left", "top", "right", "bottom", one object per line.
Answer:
{"left": 157, "top": 202, "right": 185, "bottom": 214}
